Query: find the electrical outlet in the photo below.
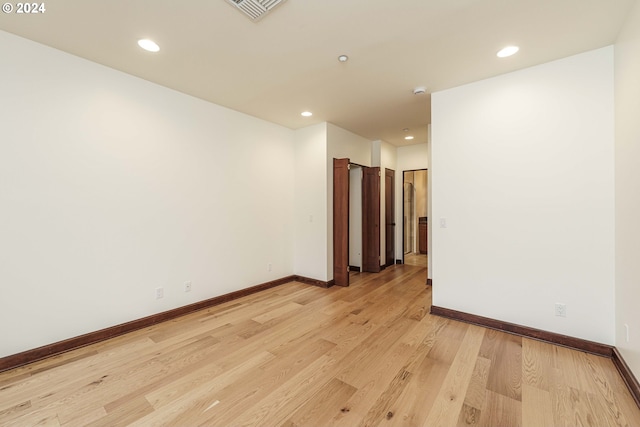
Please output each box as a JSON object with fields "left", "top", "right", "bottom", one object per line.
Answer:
{"left": 184, "top": 281, "right": 192, "bottom": 292}
{"left": 156, "top": 287, "right": 164, "bottom": 299}
{"left": 555, "top": 303, "right": 566, "bottom": 317}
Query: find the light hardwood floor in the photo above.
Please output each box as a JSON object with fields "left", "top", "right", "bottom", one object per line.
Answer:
{"left": 403, "top": 253, "right": 427, "bottom": 267}
{"left": 1, "top": 264, "right": 639, "bottom": 426}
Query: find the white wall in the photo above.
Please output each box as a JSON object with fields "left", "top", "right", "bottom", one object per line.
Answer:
{"left": 0, "top": 31, "right": 296, "bottom": 358}
{"left": 431, "top": 47, "right": 615, "bottom": 344}
{"left": 326, "top": 123, "right": 371, "bottom": 280}
{"left": 293, "top": 123, "right": 328, "bottom": 281}
{"left": 615, "top": 0, "right": 640, "bottom": 377}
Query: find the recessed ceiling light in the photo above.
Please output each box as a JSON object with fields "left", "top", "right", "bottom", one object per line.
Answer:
{"left": 497, "top": 46, "right": 519, "bottom": 58}
{"left": 338, "top": 55, "right": 349, "bottom": 62}
{"left": 405, "top": 136, "right": 414, "bottom": 140}
{"left": 301, "top": 111, "right": 313, "bottom": 117}
{"left": 138, "top": 39, "right": 160, "bottom": 53}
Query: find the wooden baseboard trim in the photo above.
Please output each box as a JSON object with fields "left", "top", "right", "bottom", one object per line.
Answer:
{"left": 427, "top": 278, "right": 432, "bottom": 286}
{"left": 293, "top": 275, "right": 334, "bottom": 289}
{"left": 612, "top": 347, "right": 640, "bottom": 408}
{"left": 0, "top": 275, "right": 296, "bottom": 373}
{"left": 349, "top": 266, "right": 361, "bottom": 272}
{"left": 430, "top": 305, "right": 613, "bottom": 357}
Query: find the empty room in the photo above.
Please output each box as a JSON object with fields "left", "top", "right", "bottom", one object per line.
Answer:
{"left": 1, "top": 1, "right": 640, "bottom": 425}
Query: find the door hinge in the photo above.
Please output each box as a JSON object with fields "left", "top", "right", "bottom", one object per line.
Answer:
{"left": 378, "top": 170, "right": 381, "bottom": 177}
{"left": 347, "top": 164, "right": 351, "bottom": 170}
{"left": 347, "top": 266, "right": 350, "bottom": 272}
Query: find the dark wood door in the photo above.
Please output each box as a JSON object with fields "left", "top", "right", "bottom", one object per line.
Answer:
{"left": 333, "top": 158, "right": 350, "bottom": 287}
{"left": 385, "top": 168, "right": 395, "bottom": 267}
{"left": 419, "top": 220, "right": 428, "bottom": 254}
{"left": 362, "top": 166, "right": 381, "bottom": 273}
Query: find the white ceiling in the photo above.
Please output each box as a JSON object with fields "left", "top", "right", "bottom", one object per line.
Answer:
{"left": 0, "top": 0, "right": 634, "bottom": 146}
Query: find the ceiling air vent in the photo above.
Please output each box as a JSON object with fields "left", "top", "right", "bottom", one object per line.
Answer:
{"left": 225, "top": 0, "right": 287, "bottom": 21}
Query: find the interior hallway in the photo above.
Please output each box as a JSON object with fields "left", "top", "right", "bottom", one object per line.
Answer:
{"left": 1, "top": 264, "right": 638, "bottom": 426}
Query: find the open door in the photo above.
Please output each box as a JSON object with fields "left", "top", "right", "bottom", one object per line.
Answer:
{"left": 362, "top": 166, "right": 381, "bottom": 273}
{"left": 333, "top": 158, "right": 350, "bottom": 286}
{"left": 385, "top": 168, "right": 395, "bottom": 267}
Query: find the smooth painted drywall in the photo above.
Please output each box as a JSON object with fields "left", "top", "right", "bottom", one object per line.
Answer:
{"left": 432, "top": 47, "right": 615, "bottom": 344}
{"left": 293, "top": 123, "right": 328, "bottom": 281}
{"left": 615, "top": 0, "right": 640, "bottom": 377}
{"left": 0, "top": 31, "right": 295, "bottom": 358}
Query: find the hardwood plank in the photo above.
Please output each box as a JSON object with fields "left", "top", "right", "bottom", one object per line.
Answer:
{"left": 227, "top": 355, "right": 337, "bottom": 427}
{"left": 522, "top": 383, "right": 553, "bottom": 427}
{"left": 85, "top": 397, "right": 153, "bottom": 427}
{"left": 186, "top": 339, "right": 337, "bottom": 426}
{"left": 251, "top": 302, "right": 304, "bottom": 324}
{"left": 128, "top": 351, "right": 276, "bottom": 426}
{"left": 30, "top": 414, "right": 61, "bottom": 427}
{"left": 456, "top": 403, "right": 481, "bottom": 426}
{"left": 422, "top": 325, "right": 486, "bottom": 427}
{"left": 476, "top": 390, "right": 521, "bottom": 427}
{"left": 479, "top": 329, "right": 522, "bottom": 401}
{"left": 0, "top": 399, "right": 31, "bottom": 419}
{"left": 522, "top": 337, "right": 554, "bottom": 391}
{"left": 463, "top": 356, "right": 491, "bottom": 410}
{"left": 284, "top": 378, "right": 358, "bottom": 427}
{"left": 356, "top": 368, "right": 413, "bottom": 427}
{"left": 385, "top": 357, "right": 450, "bottom": 427}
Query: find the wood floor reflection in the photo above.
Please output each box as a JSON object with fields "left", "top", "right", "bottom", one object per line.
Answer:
{"left": 404, "top": 252, "right": 427, "bottom": 267}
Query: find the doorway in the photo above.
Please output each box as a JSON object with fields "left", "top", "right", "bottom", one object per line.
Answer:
{"left": 403, "top": 170, "right": 428, "bottom": 270}
{"left": 333, "top": 158, "right": 381, "bottom": 286}
{"left": 349, "top": 165, "right": 363, "bottom": 272}
{"left": 384, "top": 169, "right": 395, "bottom": 268}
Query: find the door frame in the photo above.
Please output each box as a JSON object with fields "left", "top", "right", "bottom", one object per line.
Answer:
{"left": 362, "top": 166, "right": 381, "bottom": 273}
{"left": 401, "top": 169, "right": 429, "bottom": 275}
{"left": 333, "top": 159, "right": 382, "bottom": 284}
{"left": 333, "top": 158, "right": 350, "bottom": 287}
{"left": 384, "top": 168, "right": 395, "bottom": 268}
